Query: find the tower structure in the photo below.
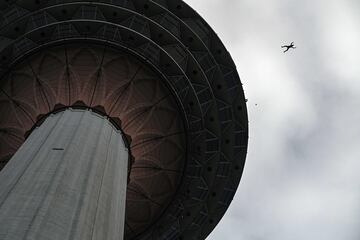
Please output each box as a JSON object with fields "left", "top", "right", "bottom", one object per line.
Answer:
{"left": 0, "top": 1, "right": 248, "bottom": 239}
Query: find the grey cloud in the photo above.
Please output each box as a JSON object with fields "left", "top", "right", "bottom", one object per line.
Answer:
{"left": 184, "top": 0, "right": 360, "bottom": 239}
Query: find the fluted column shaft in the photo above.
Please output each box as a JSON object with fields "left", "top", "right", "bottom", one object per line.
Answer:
{"left": 0, "top": 109, "right": 128, "bottom": 240}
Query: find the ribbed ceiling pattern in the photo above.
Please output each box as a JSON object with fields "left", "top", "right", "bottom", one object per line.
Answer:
{"left": 0, "top": 43, "right": 186, "bottom": 237}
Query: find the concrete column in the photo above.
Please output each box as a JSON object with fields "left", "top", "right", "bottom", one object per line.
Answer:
{"left": 0, "top": 109, "right": 128, "bottom": 240}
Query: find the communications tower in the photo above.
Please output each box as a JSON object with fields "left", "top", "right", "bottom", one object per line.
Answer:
{"left": 0, "top": 1, "right": 248, "bottom": 239}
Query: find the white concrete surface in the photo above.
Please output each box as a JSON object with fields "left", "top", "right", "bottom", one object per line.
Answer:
{"left": 0, "top": 109, "right": 128, "bottom": 240}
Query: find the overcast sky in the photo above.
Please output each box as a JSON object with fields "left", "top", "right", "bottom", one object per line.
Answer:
{"left": 183, "top": 0, "right": 360, "bottom": 239}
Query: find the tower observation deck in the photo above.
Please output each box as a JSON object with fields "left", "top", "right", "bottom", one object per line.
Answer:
{"left": 0, "top": 1, "right": 248, "bottom": 239}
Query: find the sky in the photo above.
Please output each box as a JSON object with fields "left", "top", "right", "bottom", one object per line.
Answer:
{"left": 183, "top": 0, "right": 360, "bottom": 239}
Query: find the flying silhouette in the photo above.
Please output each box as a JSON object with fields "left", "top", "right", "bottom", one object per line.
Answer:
{"left": 281, "top": 42, "right": 296, "bottom": 53}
